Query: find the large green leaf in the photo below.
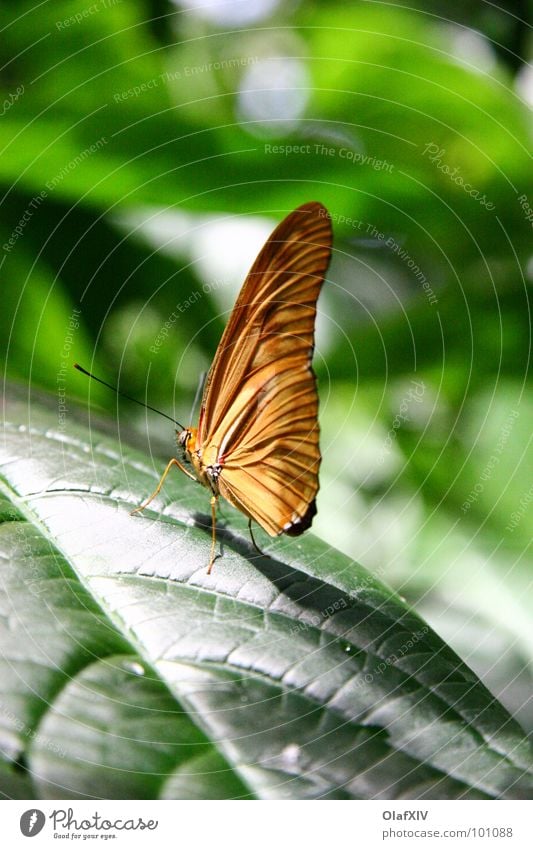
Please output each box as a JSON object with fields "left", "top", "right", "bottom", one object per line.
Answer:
{"left": 1, "top": 2, "right": 530, "bottom": 257}
{"left": 0, "top": 385, "right": 532, "bottom": 799}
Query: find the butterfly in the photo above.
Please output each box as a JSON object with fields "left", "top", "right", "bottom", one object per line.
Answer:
{"left": 76, "top": 201, "right": 332, "bottom": 571}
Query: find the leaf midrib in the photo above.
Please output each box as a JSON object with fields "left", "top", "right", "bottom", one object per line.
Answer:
{"left": 0, "top": 477, "right": 258, "bottom": 799}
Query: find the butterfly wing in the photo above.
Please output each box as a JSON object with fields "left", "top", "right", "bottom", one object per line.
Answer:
{"left": 199, "top": 201, "right": 332, "bottom": 536}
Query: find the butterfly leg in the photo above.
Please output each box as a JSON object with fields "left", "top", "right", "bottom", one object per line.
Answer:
{"left": 130, "top": 457, "right": 195, "bottom": 515}
{"left": 207, "top": 495, "right": 218, "bottom": 574}
{"left": 248, "top": 519, "right": 264, "bottom": 556}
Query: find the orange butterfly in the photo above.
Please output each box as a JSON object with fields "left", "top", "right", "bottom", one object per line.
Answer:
{"left": 77, "top": 201, "right": 332, "bottom": 571}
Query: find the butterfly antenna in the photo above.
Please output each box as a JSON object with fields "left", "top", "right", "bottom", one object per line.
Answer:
{"left": 74, "top": 363, "right": 185, "bottom": 429}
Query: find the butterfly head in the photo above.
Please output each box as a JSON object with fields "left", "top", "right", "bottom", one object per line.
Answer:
{"left": 176, "top": 427, "right": 221, "bottom": 495}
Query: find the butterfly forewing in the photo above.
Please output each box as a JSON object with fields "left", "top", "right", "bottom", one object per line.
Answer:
{"left": 198, "top": 201, "right": 332, "bottom": 536}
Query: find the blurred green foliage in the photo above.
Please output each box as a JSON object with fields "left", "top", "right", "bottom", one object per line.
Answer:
{"left": 1, "top": 0, "right": 532, "bottom": 734}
